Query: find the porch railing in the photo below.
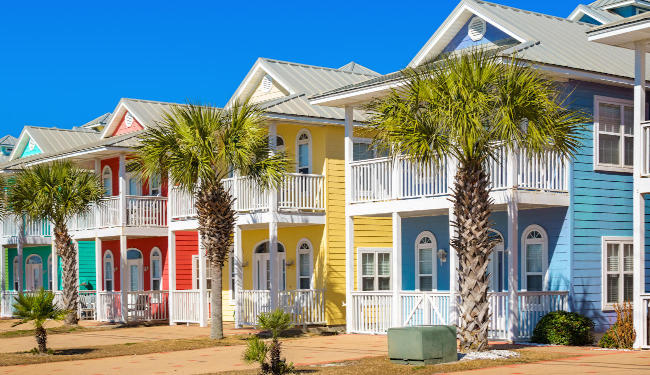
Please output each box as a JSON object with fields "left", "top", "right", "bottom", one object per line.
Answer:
{"left": 126, "top": 196, "right": 167, "bottom": 227}
{"left": 126, "top": 291, "right": 169, "bottom": 321}
{"left": 237, "top": 289, "right": 325, "bottom": 326}
{"left": 171, "top": 290, "right": 201, "bottom": 324}
{"left": 96, "top": 291, "right": 122, "bottom": 322}
{"left": 642, "top": 294, "right": 650, "bottom": 348}
{"left": 349, "top": 291, "right": 393, "bottom": 334}
{"left": 1, "top": 291, "right": 64, "bottom": 318}
{"left": 1, "top": 216, "right": 52, "bottom": 239}
{"left": 69, "top": 196, "right": 168, "bottom": 231}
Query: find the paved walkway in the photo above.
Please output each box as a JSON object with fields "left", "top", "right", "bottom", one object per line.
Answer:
{"left": 0, "top": 334, "right": 387, "bottom": 375}
{"left": 0, "top": 322, "right": 256, "bottom": 353}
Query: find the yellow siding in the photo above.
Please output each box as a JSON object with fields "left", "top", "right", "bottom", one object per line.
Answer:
{"left": 249, "top": 78, "right": 288, "bottom": 104}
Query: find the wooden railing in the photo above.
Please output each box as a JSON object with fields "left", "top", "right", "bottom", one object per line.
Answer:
{"left": 516, "top": 291, "right": 568, "bottom": 339}
{"left": 518, "top": 151, "right": 569, "bottom": 192}
{"left": 349, "top": 291, "right": 393, "bottom": 334}
{"left": 279, "top": 174, "right": 325, "bottom": 211}
{"left": 398, "top": 157, "right": 448, "bottom": 199}
{"left": 642, "top": 294, "right": 650, "bottom": 348}
{"left": 126, "top": 196, "right": 167, "bottom": 227}
{"left": 237, "top": 289, "right": 325, "bottom": 326}
{"left": 68, "top": 196, "right": 167, "bottom": 231}
{"left": 400, "top": 292, "right": 451, "bottom": 326}
{"left": 0, "top": 216, "right": 52, "bottom": 238}
{"left": 171, "top": 290, "right": 201, "bottom": 324}
{"left": 96, "top": 291, "right": 122, "bottom": 322}
{"left": 79, "top": 290, "right": 96, "bottom": 320}
{"left": 350, "top": 157, "right": 393, "bottom": 203}
{"left": 1, "top": 291, "right": 64, "bottom": 318}
{"left": 643, "top": 122, "right": 650, "bottom": 176}
{"left": 126, "top": 291, "right": 168, "bottom": 321}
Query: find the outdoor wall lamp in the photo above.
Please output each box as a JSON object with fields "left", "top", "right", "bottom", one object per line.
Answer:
{"left": 286, "top": 259, "right": 294, "bottom": 267}
{"left": 437, "top": 249, "right": 448, "bottom": 264}
{"left": 241, "top": 261, "right": 249, "bottom": 268}
{"left": 144, "top": 266, "right": 149, "bottom": 272}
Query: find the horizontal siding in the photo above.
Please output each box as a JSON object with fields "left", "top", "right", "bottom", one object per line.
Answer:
{"left": 175, "top": 231, "right": 198, "bottom": 290}
{"left": 78, "top": 241, "right": 95, "bottom": 290}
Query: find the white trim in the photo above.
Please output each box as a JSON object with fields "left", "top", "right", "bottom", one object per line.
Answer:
{"left": 9, "top": 129, "right": 44, "bottom": 161}
{"left": 296, "top": 238, "right": 314, "bottom": 290}
{"left": 521, "top": 224, "right": 549, "bottom": 291}
{"left": 24, "top": 254, "right": 43, "bottom": 291}
{"left": 150, "top": 247, "right": 162, "bottom": 291}
{"left": 601, "top": 0, "right": 650, "bottom": 10}
{"left": 102, "top": 165, "right": 113, "bottom": 196}
{"left": 252, "top": 240, "right": 286, "bottom": 291}
{"left": 296, "top": 128, "right": 312, "bottom": 174}
{"left": 103, "top": 250, "right": 114, "bottom": 291}
{"left": 601, "top": 236, "right": 634, "bottom": 311}
{"left": 357, "top": 247, "right": 392, "bottom": 291}
{"left": 593, "top": 95, "right": 635, "bottom": 173}
{"left": 125, "top": 248, "right": 144, "bottom": 291}
{"left": 12, "top": 256, "right": 19, "bottom": 290}
{"left": 488, "top": 229, "right": 506, "bottom": 292}
{"left": 415, "top": 231, "right": 437, "bottom": 291}
{"left": 567, "top": 5, "right": 613, "bottom": 24}
{"left": 226, "top": 61, "right": 295, "bottom": 107}
{"left": 100, "top": 102, "right": 147, "bottom": 139}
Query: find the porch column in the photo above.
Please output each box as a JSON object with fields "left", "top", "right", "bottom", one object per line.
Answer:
{"left": 168, "top": 231, "right": 176, "bottom": 325}
{"left": 198, "top": 232, "right": 208, "bottom": 327}
{"left": 51, "top": 236, "right": 58, "bottom": 291}
{"left": 94, "top": 237, "right": 102, "bottom": 322}
{"left": 0, "top": 246, "right": 5, "bottom": 293}
{"left": 506, "top": 196, "right": 519, "bottom": 342}
{"left": 119, "top": 235, "right": 128, "bottom": 322}
{"left": 391, "top": 212, "right": 402, "bottom": 327}
{"left": 118, "top": 154, "right": 127, "bottom": 226}
{"left": 268, "top": 122, "right": 279, "bottom": 310}
{"left": 448, "top": 158, "right": 458, "bottom": 324}
{"left": 633, "top": 40, "right": 647, "bottom": 349}
{"left": 344, "top": 106, "right": 355, "bottom": 333}
{"left": 233, "top": 225, "right": 243, "bottom": 328}
{"left": 16, "top": 217, "right": 23, "bottom": 292}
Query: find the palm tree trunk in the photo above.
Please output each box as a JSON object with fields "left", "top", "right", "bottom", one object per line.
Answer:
{"left": 196, "top": 181, "right": 236, "bottom": 340}
{"left": 54, "top": 224, "right": 78, "bottom": 325}
{"left": 35, "top": 325, "right": 47, "bottom": 353}
{"left": 451, "top": 159, "right": 496, "bottom": 352}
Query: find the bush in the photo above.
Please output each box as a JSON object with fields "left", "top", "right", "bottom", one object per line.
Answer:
{"left": 598, "top": 302, "right": 636, "bottom": 349}
{"left": 531, "top": 311, "right": 594, "bottom": 346}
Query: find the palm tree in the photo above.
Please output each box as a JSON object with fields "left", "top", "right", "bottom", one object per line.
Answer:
{"left": 134, "top": 101, "right": 288, "bottom": 339}
{"left": 367, "top": 50, "right": 588, "bottom": 351}
{"left": 7, "top": 161, "right": 104, "bottom": 325}
{"left": 12, "top": 289, "right": 67, "bottom": 353}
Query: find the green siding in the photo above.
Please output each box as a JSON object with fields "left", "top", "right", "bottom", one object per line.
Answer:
{"left": 18, "top": 138, "right": 41, "bottom": 158}
{"left": 78, "top": 241, "right": 95, "bottom": 290}
{"left": 7, "top": 246, "right": 52, "bottom": 291}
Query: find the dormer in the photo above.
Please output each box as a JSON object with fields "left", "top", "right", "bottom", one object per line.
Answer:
{"left": 568, "top": 1, "right": 650, "bottom": 25}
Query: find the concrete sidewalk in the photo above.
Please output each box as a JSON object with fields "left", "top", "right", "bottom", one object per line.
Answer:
{"left": 0, "top": 334, "right": 388, "bottom": 375}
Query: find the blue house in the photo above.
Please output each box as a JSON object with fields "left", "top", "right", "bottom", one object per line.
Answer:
{"left": 311, "top": 0, "right": 650, "bottom": 347}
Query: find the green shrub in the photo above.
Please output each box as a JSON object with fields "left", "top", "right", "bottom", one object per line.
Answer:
{"left": 531, "top": 311, "right": 594, "bottom": 346}
{"left": 598, "top": 302, "right": 636, "bottom": 349}
{"left": 598, "top": 329, "right": 617, "bottom": 348}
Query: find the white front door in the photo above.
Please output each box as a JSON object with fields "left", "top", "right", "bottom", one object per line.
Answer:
{"left": 25, "top": 256, "right": 43, "bottom": 291}
{"left": 254, "top": 253, "right": 286, "bottom": 291}
{"left": 127, "top": 259, "right": 143, "bottom": 291}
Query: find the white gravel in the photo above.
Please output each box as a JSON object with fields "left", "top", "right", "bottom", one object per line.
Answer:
{"left": 459, "top": 350, "right": 520, "bottom": 361}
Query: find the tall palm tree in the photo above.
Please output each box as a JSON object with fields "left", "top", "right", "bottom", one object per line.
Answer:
{"left": 7, "top": 161, "right": 104, "bottom": 325}
{"left": 367, "top": 50, "right": 588, "bottom": 351}
{"left": 135, "top": 101, "right": 289, "bottom": 339}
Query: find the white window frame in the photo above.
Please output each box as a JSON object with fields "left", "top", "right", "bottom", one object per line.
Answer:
{"left": 275, "top": 135, "right": 285, "bottom": 153}
{"left": 228, "top": 247, "right": 236, "bottom": 304}
{"left": 357, "top": 247, "right": 392, "bottom": 291}
{"left": 352, "top": 137, "right": 387, "bottom": 161}
{"left": 47, "top": 255, "right": 52, "bottom": 290}
{"left": 296, "top": 239, "right": 314, "bottom": 290}
{"left": 601, "top": 236, "right": 634, "bottom": 311}
{"left": 148, "top": 174, "right": 162, "bottom": 196}
{"left": 24, "top": 254, "right": 43, "bottom": 291}
{"left": 126, "top": 172, "right": 142, "bottom": 196}
{"left": 593, "top": 95, "right": 634, "bottom": 173}
{"left": 488, "top": 229, "right": 506, "bottom": 292}
{"left": 296, "top": 129, "right": 312, "bottom": 174}
{"left": 251, "top": 241, "right": 286, "bottom": 291}
{"left": 12, "top": 256, "right": 19, "bottom": 290}
{"left": 150, "top": 247, "right": 162, "bottom": 291}
{"left": 415, "top": 231, "right": 437, "bottom": 291}
{"left": 103, "top": 250, "right": 114, "bottom": 291}
{"left": 102, "top": 166, "right": 113, "bottom": 196}
{"left": 191, "top": 254, "right": 214, "bottom": 290}
{"left": 521, "top": 224, "right": 549, "bottom": 291}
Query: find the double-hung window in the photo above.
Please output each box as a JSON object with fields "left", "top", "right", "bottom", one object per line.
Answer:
{"left": 359, "top": 248, "right": 391, "bottom": 291}
{"left": 602, "top": 237, "right": 633, "bottom": 310}
{"left": 352, "top": 138, "right": 388, "bottom": 161}
{"left": 594, "top": 97, "right": 634, "bottom": 172}
{"left": 192, "top": 255, "right": 214, "bottom": 290}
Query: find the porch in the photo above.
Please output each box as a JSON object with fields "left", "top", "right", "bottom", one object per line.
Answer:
{"left": 0, "top": 290, "right": 97, "bottom": 320}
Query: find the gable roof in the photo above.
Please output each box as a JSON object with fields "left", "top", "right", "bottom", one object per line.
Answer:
{"left": 10, "top": 126, "right": 100, "bottom": 161}
{"left": 568, "top": 4, "right": 624, "bottom": 24}
{"left": 0, "top": 135, "right": 17, "bottom": 147}
{"left": 589, "top": 0, "right": 650, "bottom": 9}
{"left": 100, "top": 98, "right": 181, "bottom": 138}
{"left": 81, "top": 112, "right": 112, "bottom": 129}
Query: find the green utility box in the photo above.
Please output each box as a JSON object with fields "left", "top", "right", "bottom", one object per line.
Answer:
{"left": 387, "top": 325, "right": 457, "bottom": 365}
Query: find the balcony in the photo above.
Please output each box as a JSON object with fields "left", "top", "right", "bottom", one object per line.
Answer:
{"left": 170, "top": 173, "right": 325, "bottom": 222}
{"left": 0, "top": 216, "right": 52, "bottom": 245}
{"left": 349, "top": 150, "right": 569, "bottom": 214}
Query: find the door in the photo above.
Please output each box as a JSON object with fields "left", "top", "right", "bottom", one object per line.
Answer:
{"left": 25, "top": 255, "right": 43, "bottom": 290}
{"left": 126, "top": 249, "right": 143, "bottom": 292}
{"left": 489, "top": 231, "right": 506, "bottom": 292}
{"left": 254, "top": 253, "right": 286, "bottom": 291}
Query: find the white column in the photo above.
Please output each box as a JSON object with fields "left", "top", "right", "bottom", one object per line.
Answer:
{"left": 448, "top": 158, "right": 458, "bottom": 324}
{"left": 198, "top": 232, "right": 208, "bottom": 327}
{"left": 391, "top": 212, "right": 402, "bottom": 327}
{"left": 16, "top": 218, "right": 23, "bottom": 292}
{"left": 633, "top": 41, "right": 647, "bottom": 349}
{"left": 118, "top": 154, "right": 127, "bottom": 226}
{"left": 94, "top": 237, "right": 102, "bottom": 318}
{"left": 268, "top": 122, "right": 279, "bottom": 309}
{"left": 119, "top": 235, "right": 128, "bottom": 322}
{"left": 233, "top": 225, "right": 243, "bottom": 328}
{"left": 0, "top": 246, "right": 5, "bottom": 292}
{"left": 344, "top": 106, "right": 355, "bottom": 333}
{"left": 51, "top": 236, "right": 58, "bottom": 291}
{"left": 168, "top": 231, "right": 176, "bottom": 325}
{"left": 506, "top": 196, "right": 519, "bottom": 342}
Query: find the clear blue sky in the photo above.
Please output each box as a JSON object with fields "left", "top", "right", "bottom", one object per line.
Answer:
{"left": 0, "top": 0, "right": 578, "bottom": 136}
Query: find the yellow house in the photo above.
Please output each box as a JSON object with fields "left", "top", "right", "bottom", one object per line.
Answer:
{"left": 168, "top": 58, "right": 393, "bottom": 327}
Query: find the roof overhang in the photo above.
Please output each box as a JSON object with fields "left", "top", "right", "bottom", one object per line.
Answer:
{"left": 226, "top": 58, "right": 294, "bottom": 108}
{"left": 9, "top": 128, "right": 43, "bottom": 161}
{"left": 600, "top": 0, "right": 650, "bottom": 10}
{"left": 588, "top": 13, "right": 650, "bottom": 49}
{"left": 100, "top": 100, "right": 147, "bottom": 139}
{"left": 568, "top": 5, "right": 615, "bottom": 24}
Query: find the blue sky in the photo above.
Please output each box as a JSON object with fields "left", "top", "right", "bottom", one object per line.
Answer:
{"left": 0, "top": 0, "right": 577, "bottom": 136}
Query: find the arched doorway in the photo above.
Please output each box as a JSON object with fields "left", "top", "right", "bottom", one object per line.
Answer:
{"left": 253, "top": 241, "right": 286, "bottom": 291}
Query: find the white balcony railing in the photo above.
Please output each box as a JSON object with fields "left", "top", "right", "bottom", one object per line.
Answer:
{"left": 237, "top": 289, "right": 326, "bottom": 326}
{"left": 0, "top": 216, "right": 52, "bottom": 239}
{"left": 69, "top": 196, "right": 167, "bottom": 232}
{"left": 95, "top": 290, "right": 169, "bottom": 322}
{"left": 171, "top": 173, "right": 325, "bottom": 220}
{"left": 350, "top": 150, "right": 569, "bottom": 203}
{"left": 642, "top": 294, "right": 650, "bottom": 348}
{"left": 170, "top": 290, "right": 201, "bottom": 324}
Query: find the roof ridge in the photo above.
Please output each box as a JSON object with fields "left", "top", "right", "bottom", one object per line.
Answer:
{"left": 260, "top": 57, "right": 378, "bottom": 77}
{"left": 121, "top": 97, "right": 185, "bottom": 106}
{"left": 471, "top": 0, "right": 592, "bottom": 26}
{"left": 24, "top": 125, "right": 98, "bottom": 133}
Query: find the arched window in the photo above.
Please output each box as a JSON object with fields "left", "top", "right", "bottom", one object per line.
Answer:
{"left": 253, "top": 241, "right": 286, "bottom": 291}
{"left": 488, "top": 229, "right": 506, "bottom": 292}
{"left": 522, "top": 225, "right": 548, "bottom": 291}
{"left": 150, "top": 248, "right": 162, "bottom": 291}
{"left": 149, "top": 174, "right": 162, "bottom": 196}
{"left": 275, "top": 136, "right": 285, "bottom": 152}
{"left": 47, "top": 255, "right": 52, "bottom": 290}
{"left": 12, "top": 256, "right": 19, "bottom": 290}
{"left": 297, "top": 239, "right": 313, "bottom": 290}
{"left": 102, "top": 166, "right": 113, "bottom": 196}
{"left": 25, "top": 254, "right": 43, "bottom": 290}
{"left": 296, "top": 129, "right": 311, "bottom": 174}
{"left": 415, "top": 231, "right": 437, "bottom": 291}
{"left": 127, "top": 173, "right": 141, "bottom": 195}
{"left": 104, "top": 251, "right": 114, "bottom": 291}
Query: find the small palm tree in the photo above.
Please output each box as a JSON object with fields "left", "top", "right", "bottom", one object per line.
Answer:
{"left": 134, "top": 100, "right": 289, "bottom": 339}
{"left": 12, "top": 289, "right": 67, "bottom": 353}
{"left": 243, "top": 309, "right": 294, "bottom": 375}
{"left": 8, "top": 161, "right": 104, "bottom": 325}
{"left": 367, "top": 49, "right": 588, "bottom": 351}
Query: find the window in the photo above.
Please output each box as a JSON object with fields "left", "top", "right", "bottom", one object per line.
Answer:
{"left": 415, "top": 232, "right": 437, "bottom": 291}
{"left": 102, "top": 166, "right": 113, "bottom": 196}
{"left": 522, "top": 225, "right": 548, "bottom": 291}
{"left": 358, "top": 248, "right": 391, "bottom": 291}
{"left": 296, "top": 129, "right": 311, "bottom": 174}
{"left": 594, "top": 97, "right": 634, "bottom": 172}
{"left": 104, "top": 251, "right": 114, "bottom": 291}
{"left": 352, "top": 138, "right": 388, "bottom": 161}
{"left": 275, "top": 136, "right": 285, "bottom": 152}
{"left": 602, "top": 237, "right": 633, "bottom": 310}
{"left": 12, "top": 256, "right": 19, "bottom": 290}
{"left": 297, "top": 239, "right": 313, "bottom": 290}
{"left": 192, "top": 255, "right": 215, "bottom": 290}
{"left": 488, "top": 230, "right": 506, "bottom": 292}
{"left": 127, "top": 173, "right": 141, "bottom": 195}
{"left": 150, "top": 248, "right": 162, "bottom": 291}
{"left": 149, "top": 174, "right": 162, "bottom": 196}
{"left": 253, "top": 241, "right": 286, "bottom": 291}
{"left": 229, "top": 248, "right": 236, "bottom": 299}
{"left": 47, "top": 255, "right": 52, "bottom": 290}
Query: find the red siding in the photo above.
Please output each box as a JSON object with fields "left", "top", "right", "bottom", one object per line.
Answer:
{"left": 101, "top": 237, "right": 168, "bottom": 291}
{"left": 112, "top": 112, "right": 144, "bottom": 136}
{"left": 175, "top": 231, "right": 198, "bottom": 290}
{"left": 100, "top": 158, "right": 120, "bottom": 196}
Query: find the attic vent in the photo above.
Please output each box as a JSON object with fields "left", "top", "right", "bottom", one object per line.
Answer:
{"left": 262, "top": 75, "right": 273, "bottom": 93}
{"left": 27, "top": 139, "right": 36, "bottom": 151}
{"left": 468, "top": 16, "right": 486, "bottom": 42}
{"left": 125, "top": 112, "right": 134, "bottom": 128}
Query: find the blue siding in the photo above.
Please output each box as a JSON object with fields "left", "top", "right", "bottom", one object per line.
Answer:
{"left": 19, "top": 138, "right": 41, "bottom": 158}
{"left": 578, "top": 14, "right": 601, "bottom": 25}
{"left": 568, "top": 80, "right": 634, "bottom": 330}
{"left": 442, "top": 18, "right": 517, "bottom": 54}
{"left": 401, "top": 216, "right": 450, "bottom": 291}
{"left": 612, "top": 6, "right": 641, "bottom": 18}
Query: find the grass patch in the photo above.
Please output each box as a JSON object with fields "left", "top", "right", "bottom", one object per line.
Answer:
{"left": 0, "top": 335, "right": 253, "bottom": 366}
{"left": 217, "top": 347, "right": 575, "bottom": 375}
{"left": 0, "top": 325, "right": 97, "bottom": 339}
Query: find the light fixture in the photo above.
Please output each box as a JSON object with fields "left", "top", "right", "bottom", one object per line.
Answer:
{"left": 437, "top": 249, "right": 448, "bottom": 264}
{"left": 286, "top": 259, "right": 294, "bottom": 267}
{"left": 241, "top": 261, "right": 249, "bottom": 268}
